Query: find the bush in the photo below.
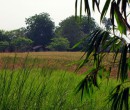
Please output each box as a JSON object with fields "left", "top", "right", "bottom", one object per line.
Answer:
{"left": 11, "top": 37, "right": 33, "bottom": 51}
{"left": 47, "top": 37, "right": 70, "bottom": 51}
{"left": 0, "top": 41, "right": 9, "bottom": 52}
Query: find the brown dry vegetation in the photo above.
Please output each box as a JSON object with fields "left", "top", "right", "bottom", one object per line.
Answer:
{"left": 0, "top": 52, "right": 84, "bottom": 72}
{"left": 0, "top": 52, "right": 123, "bottom": 77}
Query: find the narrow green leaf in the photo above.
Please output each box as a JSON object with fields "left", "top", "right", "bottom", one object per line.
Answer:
{"left": 121, "top": 0, "right": 127, "bottom": 19}
{"left": 100, "top": 0, "right": 111, "bottom": 22}
{"left": 92, "top": 0, "right": 100, "bottom": 12}
{"left": 120, "top": 44, "right": 128, "bottom": 81}
{"left": 92, "top": 0, "right": 95, "bottom": 11}
{"left": 94, "top": 0, "right": 100, "bottom": 12}
{"left": 123, "top": 88, "right": 129, "bottom": 110}
{"left": 80, "top": 0, "right": 83, "bottom": 18}
{"left": 84, "top": 0, "right": 91, "bottom": 16}
{"left": 75, "top": 0, "right": 78, "bottom": 17}
{"left": 110, "top": 1, "right": 115, "bottom": 33}
{"left": 117, "top": 0, "right": 121, "bottom": 5}
{"left": 101, "top": 37, "right": 119, "bottom": 52}
{"left": 113, "top": 49, "right": 119, "bottom": 65}
{"left": 114, "top": 3, "right": 127, "bottom": 35}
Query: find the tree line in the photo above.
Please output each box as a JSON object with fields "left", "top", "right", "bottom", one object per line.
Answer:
{"left": 0, "top": 12, "right": 110, "bottom": 52}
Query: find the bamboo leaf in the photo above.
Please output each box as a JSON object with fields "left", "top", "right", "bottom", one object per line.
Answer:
{"left": 121, "top": 0, "right": 127, "bottom": 20}
{"left": 100, "top": 0, "right": 111, "bottom": 22}
{"left": 110, "top": 1, "right": 115, "bottom": 33}
{"left": 114, "top": 3, "right": 127, "bottom": 35}
{"left": 120, "top": 44, "right": 128, "bottom": 82}
{"left": 80, "top": 0, "right": 83, "bottom": 18}
{"left": 92, "top": 0, "right": 95, "bottom": 11}
{"left": 123, "top": 88, "right": 129, "bottom": 110}
{"left": 84, "top": 0, "right": 91, "bottom": 16}
{"left": 117, "top": 0, "right": 121, "bottom": 5}
{"left": 107, "top": 84, "right": 129, "bottom": 110}
{"left": 75, "top": 0, "right": 78, "bottom": 17}
{"left": 92, "top": 0, "right": 100, "bottom": 12}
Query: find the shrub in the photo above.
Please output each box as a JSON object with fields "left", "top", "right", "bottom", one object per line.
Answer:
{"left": 47, "top": 37, "right": 70, "bottom": 51}
{"left": 0, "top": 41, "right": 9, "bottom": 52}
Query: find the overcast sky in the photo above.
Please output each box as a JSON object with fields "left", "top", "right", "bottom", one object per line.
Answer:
{"left": 0, "top": 0, "right": 104, "bottom": 31}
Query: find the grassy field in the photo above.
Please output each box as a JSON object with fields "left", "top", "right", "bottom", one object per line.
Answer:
{"left": 0, "top": 52, "right": 121, "bottom": 109}
{"left": 0, "top": 52, "right": 83, "bottom": 70}
{"left": 0, "top": 52, "right": 119, "bottom": 74}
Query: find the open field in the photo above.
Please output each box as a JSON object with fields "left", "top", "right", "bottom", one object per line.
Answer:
{"left": 0, "top": 52, "right": 83, "bottom": 70}
{"left": 0, "top": 52, "right": 125, "bottom": 109}
{"left": 0, "top": 52, "right": 120, "bottom": 75}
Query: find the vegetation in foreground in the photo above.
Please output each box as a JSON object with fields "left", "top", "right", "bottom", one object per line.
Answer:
{"left": 0, "top": 60, "right": 117, "bottom": 110}
{"left": 0, "top": 52, "right": 122, "bottom": 109}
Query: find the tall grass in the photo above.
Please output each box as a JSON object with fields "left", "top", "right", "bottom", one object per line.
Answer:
{"left": 0, "top": 55, "right": 118, "bottom": 110}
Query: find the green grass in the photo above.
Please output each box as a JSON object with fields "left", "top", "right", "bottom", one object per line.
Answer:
{"left": 0, "top": 52, "right": 120, "bottom": 109}
{"left": 0, "top": 67, "right": 117, "bottom": 109}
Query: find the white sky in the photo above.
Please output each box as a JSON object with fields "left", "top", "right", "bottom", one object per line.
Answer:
{"left": 0, "top": 0, "right": 104, "bottom": 31}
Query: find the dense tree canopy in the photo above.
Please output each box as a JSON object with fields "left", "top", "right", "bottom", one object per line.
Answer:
{"left": 80, "top": 16, "right": 99, "bottom": 33}
{"left": 58, "top": 16, "right": 83, "bottom": 48}
{"left": 9, "top": 28, "right": 27, "bottom": 38}
{"left": 57, "top": 16, "right": 98, "bottom": 49}
{"left": 26, "top": 13, "right": 55, "bottom": 47}
{"left": 0, "top": 29, "right": 33, "bottom": 52}
{"left": 0, "top": 30, "right": 9, "bottom": 41}
{"left": 0, "top": 14, "right": 99, "bottom": 52}
{"left": 0, "top": 41, "right": 9, "bottom": 52}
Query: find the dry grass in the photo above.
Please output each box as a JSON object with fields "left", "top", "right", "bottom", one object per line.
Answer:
{"left": 0, "top": 52, "right": 84, "bottom": 60}
{"left": 0, "top": 52, "right": 124, "bottom": 76}
{"left": 0, "top": 52, "right": 84, "bottom": 71}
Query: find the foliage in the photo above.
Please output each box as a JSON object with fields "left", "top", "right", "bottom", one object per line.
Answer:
{"left": 11, "top": 37, "right": 33, "bottom": 51}
{"left": 9, "top": 27, "right": 27, "bottom": 38}
{"left": 80, "top": 16, "right": 99, "bottom": 34}
{"left": 58, "top": 16, "right": 83, "bottom": 48}
{"left": 0, "top": 41, "right": 9, "bottom": 52}
{"left": 75, "top": 0, "right": 130, "bottom": 110}
{"left": 0, "top": 30, "right": 16, "bottom": 52}
{"left": 0, "top": 30, "right": 10, "bottom": 42}
{"left": 102, "top": 17, "right": 112, "bottom": 31}
{"left": 25, "top": 12, "right": 55, "bottom": 47}
{"left": 47, "top": 37, "right": 70, "bottom": 51}
{"left": 57, "top": 16, "right": 98, "bottom": 49}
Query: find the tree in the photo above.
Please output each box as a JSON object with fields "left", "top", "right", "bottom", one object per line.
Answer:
{"left": 0, "top": 30, "right": 10, "bottom": 41}
{"left": 80, "top": 16, "right": 99, "bottom": 33}
{"left": 58, "top": 16, "right": 83, "bottom": 48}
{"left": 9, "top": 28, "right": 27, "bottom": 38}
{"left": 0, "top": 30, "right": 14, "bottom": 52}
{"left": 75, "top": 0, "right": 130, "bottom": 110}
{"left": 11, "top": 37, "right": 33, "bottom": 52}
{"left": 25, "top": 12, "right": 55, "bottom": 47}
{"left": 102, "top": 17, "right": 112, "bottom": 31}
{"left": 47, "top": 37, "right": 70, "bottom": 51}
{"left": 0, "top": 41, "right": 9, "bottom": 52}
{"left": 57, "top": 16, "right": 98, "bottom": 49}
{"left": 3, "top": 31, "right": 21, "bottom": 52}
